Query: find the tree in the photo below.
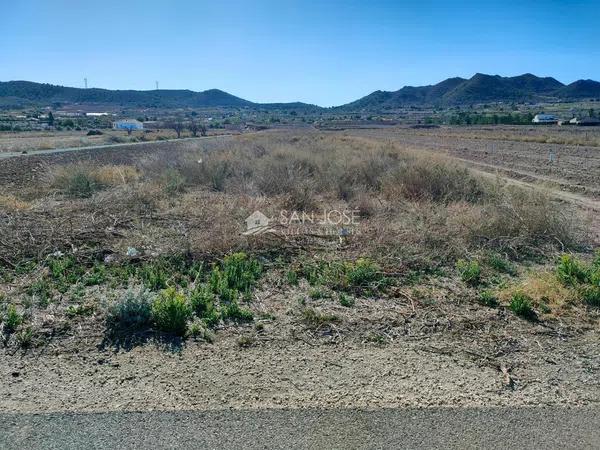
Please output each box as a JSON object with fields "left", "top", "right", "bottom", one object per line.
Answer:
{"left": 200, "top": 124, "right": 207, "bottom": 136}
{"left": 170, "top": 120, "right": 184, "bottom": 138}
{"left": 48, "top": 111, "right": 54, "bottom": 126}
{"left": 189, "top": 120, "right": 199, "bottom": 137}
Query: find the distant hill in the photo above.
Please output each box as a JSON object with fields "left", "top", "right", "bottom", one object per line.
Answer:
{"left": 341, "top": 73, "right": 600, "bottom": 110}
{"left": 555, "top": 80, "right": 600, "bottom": 99}
{"left": 0, "top": 81, "right": 318, "bottom": 110}
{"left": 2, "top": 74, "right": 600, "bottom": 111}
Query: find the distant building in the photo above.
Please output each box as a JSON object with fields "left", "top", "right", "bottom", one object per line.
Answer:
{"left": 532, "top": 114, "right": 558, "bottom": 124}
{"left": 112, "top": 119, "right": 143, "bottom": 131}
{"left": 569, "top": 117, "right": 600, "bottom": 126}
{"left": 86, "top": 112, "right": 110, "bottom": 117}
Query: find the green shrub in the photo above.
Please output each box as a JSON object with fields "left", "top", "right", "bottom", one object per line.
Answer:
{"left": 479, "top": 290, "right": 498, "bottom": 307}
{"left": 345, "top": 258, "right": 382, "bottom": 288}
{"left": 16, "top": 326, "right": 34, "bottom": 348}
{"left": 190, "top": 284, "right": 220, "bottom": 326}
{"left": 221, "top": 252, "right": 262, "bottom": 293}
{"left": 339, "top": 293, "right": 355, "bottom": 307}
{"left": 486, "top": 254, "right": 517, "bottom": 276}
{"left": 138, "top": 263, "right": 169, "bottom": 291}
{"left": 221, "top": 301, "right": 253, "bottom": 323}
{"left": 509, "top": 292, "right": 536, "bottom": 320}
{"left": 581, "top": 286, "right": 600, "bottom": 307}
{"left": 26, "top": 279, "right": 53, "bottom": 306}
{"left": 556, "top": 254, "right": 589, "bottom": 286}
{"left": 286, "top": 270, "right": 299, "bottom": 285}
{"left": 456, "top": 259, "right": 481, "bottom": 286}
{"left": 151, "top": 288, "right": 192, "bottom": 335}
{"left": 295, "top": 258, "right": 384, "bottom": 293}
{"left": 308, "top": 287, "right": 327, "bottom": 300}
{"left": 61, "top": 171, "right": 104, "bottom": 198}
{"left": 46, "top": 255, "right": 85, "bottom": 292}
{"left": 2, "top": 305, "right": 23, "bottom": 332}
{"left": 106, "top": 289, "right": 153, "bottom": 333}
{"left": 162, "top": 169, "right": 186, "bottom": 195}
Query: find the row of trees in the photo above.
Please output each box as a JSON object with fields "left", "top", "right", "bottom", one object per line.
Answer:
{"left": 425, "top": 112, "right": 536, "bottom": 126}
{"left": 166, "top": 120, "right": 207, "bottom": 138}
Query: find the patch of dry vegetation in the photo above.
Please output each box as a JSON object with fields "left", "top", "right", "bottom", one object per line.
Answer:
{"left": 0, "top": 131, "right": 595, "bottom": 351}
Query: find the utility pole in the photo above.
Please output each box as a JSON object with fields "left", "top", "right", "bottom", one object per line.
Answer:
{"left": 84, "top": 77, "right": 88, "bottom": 89}
{"left": 156, "top": 81, "right": 159, "bottom": 90}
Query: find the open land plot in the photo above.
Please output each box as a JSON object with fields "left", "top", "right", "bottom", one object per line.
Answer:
{"left": 0, "top": 128, "right": 231, "bottom": 154}
{"left": 348, "top": 125, "right": 600, "bottom": 199}
{"left": 0, "top": 131, "right": 599, "bottom": 413}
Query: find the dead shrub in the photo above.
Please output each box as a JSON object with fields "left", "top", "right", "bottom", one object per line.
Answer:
{"left": 383, "top": 157, "right": 486, "bottom": 203}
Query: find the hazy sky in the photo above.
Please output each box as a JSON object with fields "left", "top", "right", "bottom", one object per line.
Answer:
{"left": 2, "top": 0, "right": 599, "bottom": 106}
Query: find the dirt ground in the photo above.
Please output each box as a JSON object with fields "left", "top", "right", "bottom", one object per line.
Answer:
{"left": 2, "top": 283, "right": 599, "bottom": 413}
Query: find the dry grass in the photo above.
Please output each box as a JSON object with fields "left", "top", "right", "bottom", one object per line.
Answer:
{"left": 497, "top": 270, "right": 576, "bottom": 318}
{"left": 0, "top": 194, "right": 31, "bottom": 211}
{"left": 0, "top": 132, "right": 589, "bottom": 269}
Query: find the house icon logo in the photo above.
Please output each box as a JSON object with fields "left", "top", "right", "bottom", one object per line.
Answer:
{"left": 243, "top": 210, "right": 273, "bottom": 235}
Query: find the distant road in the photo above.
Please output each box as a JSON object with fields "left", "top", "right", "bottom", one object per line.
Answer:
{"left": 0, "top": 134, "right": 236, "bottom": 160}
{"left": 1, "top": 407, "right": 599, "bottom": 449}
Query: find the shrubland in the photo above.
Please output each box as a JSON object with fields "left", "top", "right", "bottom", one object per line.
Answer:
{"left": 0, "top": 132, "right": 596, "bottom": 351}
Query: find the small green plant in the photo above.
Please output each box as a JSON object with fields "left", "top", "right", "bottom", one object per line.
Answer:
{"left": 46, "top": 255, "right": 86, "bottom": 292}
{"left": 301, "top": 307, "right": 339, "bottom": 328}
{"left": 509, "top": 292, "right": 537, "bottom": 321}
{"left": 221, "top": 301, "right": 253, "bottom": 323}
{"left": 151, "top": 288, "right": 192, "bottom": 335}
{"left": 237, "top": 336, "right": 256, "bottom": 348}
{"left": 456, "top": 259, "right": 481, "bottom": 286}
{"left": 486, "top": 254, "right": 517, "bottom": 276}
{"left": 106, "top": 289, "right": 153, "bottom": 333}
{"left": 138, "top": 263, "right": 169, "bottom": 291}
{"left": 220, "top": 252, "right": 262, "bottom": 293}
{"left": 162, "top": 169, "right": 186, "bottom": 195}
{"left": 66, "top": 304, "right": 95, "bottom": 318}
{"left": 82, "top": 264, "right": 107, "bottom": 286}
{"left": 308, "top": 287, "right": 327, "bottom": 300}
{"left": 286, "top": 270, "right": 299, "bottom": 285}
{"left": 63, "top": 171, "right": 104, "bottom": 198}
{"left": 581, "top": 286, "right": 600, "bottom": 307}
{"left": 26, "top": 279, "right": 53, "bottom": 306}
{"left": 345, "top": 258, "right": 381, "bottom": 288}
{"left": 556, "top": 254, "right": 589, "bottom": 286}
{"left": 364, "top": 331, "right": 386, "bottom": 345}
{"left": 339, "top": 293, "right": 355, "bottom": 307}
{"left": 2, "top": 305, "right": 23, "bottom": 332}
{"left": 479, "top": 290, "right": 498, "bottom": 307}
{"left": 16, "top": 326, "right": 34, "bottom": 348}
{"left": 186, "top": 319, "right": 214, "bottom": 342}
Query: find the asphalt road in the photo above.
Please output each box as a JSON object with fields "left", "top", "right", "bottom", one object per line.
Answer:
{"left": 1, "top": 407, "right": 599, "bottom": 449}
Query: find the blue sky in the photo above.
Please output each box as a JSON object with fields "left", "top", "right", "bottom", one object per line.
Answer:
{"left": 1, "top": 0, "right": 598, "bottom": 106}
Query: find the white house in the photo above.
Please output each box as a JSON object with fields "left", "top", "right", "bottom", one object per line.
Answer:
{"left": 532, "top": 114, "right": 557, "bottom": 124}
{"left": 112, "top": 119, "right": 143, "bottom": 131}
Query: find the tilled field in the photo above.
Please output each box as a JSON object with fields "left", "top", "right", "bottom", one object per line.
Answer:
{"left": 349, "top": 126, "right": 600, "bottom": 198}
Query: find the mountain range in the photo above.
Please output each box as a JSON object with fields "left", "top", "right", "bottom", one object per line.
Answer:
{"left": 342, "top": 73, "right": 600, "bottom": 110}
{"left": 1, "top": 73, "right": 599, "bottom": 111}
